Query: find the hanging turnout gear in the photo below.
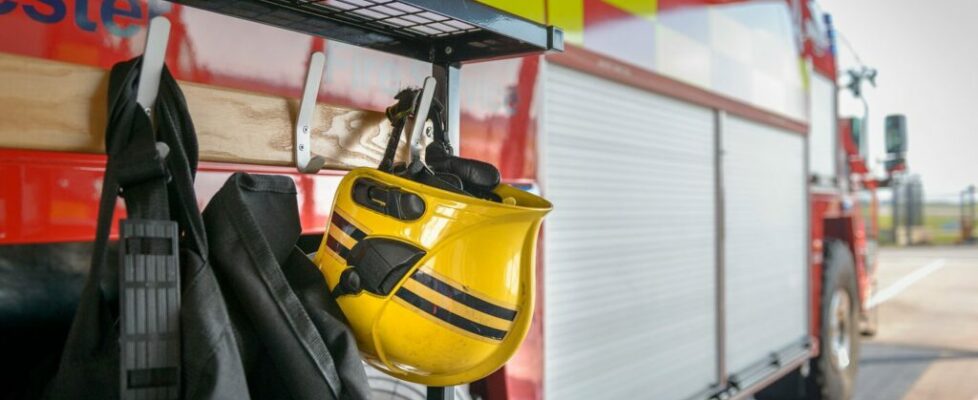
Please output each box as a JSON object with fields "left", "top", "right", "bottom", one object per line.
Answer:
{"left": 314, "top": 87, "right": 552, "bottom": 387}
{"left": 46, "top": 56, "right": 244, "bottom": 400}
{"left": 202, "top": 172, "right": 371, "bottom": 400}
{"left": 46, "top": 57, "right": 370, "bottom": 400}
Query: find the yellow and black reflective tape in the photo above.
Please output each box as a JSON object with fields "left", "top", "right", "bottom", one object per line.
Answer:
{"left": 324, "top": 235, "right": 350, "bottom": 260}
{"left": 395, "top": 270, "right": 518, "bottom": 341}
{"left": 331, "top": 213, "right": 366, "bottom": 241}
{"left": 324, "top": 213, "right": 366, "bottom": 262}
{"left": 410, "top": 271, "right": 517, "bottom": 321}
{"left": 395, "top": 288, "right": 508, "bottom": 340}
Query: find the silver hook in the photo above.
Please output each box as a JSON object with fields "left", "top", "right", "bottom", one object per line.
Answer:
{"left": 136, "top": 16, "right": 170, "bottom": 120}
{"left": 295, "top": 51, "right": 328, "bottom": 174}
{"left": 407, "top": 76, "right": 436, "bottom": 165}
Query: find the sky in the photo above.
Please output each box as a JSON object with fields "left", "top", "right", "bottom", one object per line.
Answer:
{"left": 818, "top": 0, "right": 978, "bottom": 202}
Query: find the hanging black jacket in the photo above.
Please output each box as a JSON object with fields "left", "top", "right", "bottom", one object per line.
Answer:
{"left": 203, "top": 172, "right": 370, "bottom": 400}
{"left": 45, "top": 57, "right": 368, "bottom": 400}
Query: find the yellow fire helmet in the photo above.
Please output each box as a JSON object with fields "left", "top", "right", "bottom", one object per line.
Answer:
{"left": 314, "top": 85, "right": 551, "bottom": 386}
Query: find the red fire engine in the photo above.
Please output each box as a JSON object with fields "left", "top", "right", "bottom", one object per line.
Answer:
{"left": 0, "top": 1, "right": 906, "bottom": 399}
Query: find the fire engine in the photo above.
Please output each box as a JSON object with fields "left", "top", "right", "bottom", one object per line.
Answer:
{"left": 0, "top": 0, "right": 905, "bottom": 399}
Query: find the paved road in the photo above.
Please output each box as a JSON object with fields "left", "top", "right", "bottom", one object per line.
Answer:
{"left": 854, "top": 246, "right": 978, "bottom": 400}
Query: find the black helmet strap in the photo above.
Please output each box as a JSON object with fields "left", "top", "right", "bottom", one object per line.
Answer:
{"left": 378, "top": 88, "right": 502, "bottom": 202}
{"left": 378, "top": 88, "right": 450, "bottom": 173}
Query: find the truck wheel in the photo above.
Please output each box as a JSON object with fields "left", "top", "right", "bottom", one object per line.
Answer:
{"left": 812, "top": 240, "right": 861, "bottom": 400}
{"left": 860, "top": 282, "right": 879, "bottom": 337}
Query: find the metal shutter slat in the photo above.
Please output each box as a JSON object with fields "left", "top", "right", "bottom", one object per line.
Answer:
{"left": 543, "top": 65, "right": 718, "bottom": 400}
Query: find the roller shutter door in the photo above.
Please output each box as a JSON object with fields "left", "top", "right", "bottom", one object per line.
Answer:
{"left": 543, "top": 64, "right": 717, "bottom": 400}
{"left": 722, "top": 115, "right": 808, "bottom": 375}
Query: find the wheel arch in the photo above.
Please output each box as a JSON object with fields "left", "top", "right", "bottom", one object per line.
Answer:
{"left": 822, "top": 216, "right": 871, "bottom": 316}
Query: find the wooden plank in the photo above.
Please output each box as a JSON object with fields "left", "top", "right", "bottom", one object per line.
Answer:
{"left": 0, "top": 53, "right": 415, "bottom": 170}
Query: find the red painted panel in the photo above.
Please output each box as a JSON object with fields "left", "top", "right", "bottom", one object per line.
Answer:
{"left": 809, "top": 193, "right": 834, "bottom": 345}
{"left": 810, "top": 188, "right": 875, "bottom": 348}
{"left": 0, "top": 148, "right": 344, "bottom": 245}
{"left": 801, "top": 0, "right": 838, "bottom": 79}
{"left": 459, "top": 57, "right": 540, "bottom": 181}
{"left": 839, "top": 119, "right": 869, "bottom": 174}
{"left": 658, "top": 0, "right": 753, "bottom": 11}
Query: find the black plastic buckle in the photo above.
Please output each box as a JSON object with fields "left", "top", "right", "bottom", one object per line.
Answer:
{"left": 352, "top": 178, "right": 426, "bottom": 220}
{"left": 119, "top": 219, "right": 181, "bottom": 399}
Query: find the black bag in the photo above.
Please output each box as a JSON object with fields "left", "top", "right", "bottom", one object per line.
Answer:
{"left": 46, "top": 57, "right": 368, "bottom": 400}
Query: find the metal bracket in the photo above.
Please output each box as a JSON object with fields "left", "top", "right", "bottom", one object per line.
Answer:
{"left": 136, "top": 16, "right": 170, "bottom": 119}
{"left": 295, "top": 51, "right": 328, "bottom": 173}
{"left": 426, "top": 386, "right": 455, "bottom": 400}
{"left": 407, "top": 76, "right": 436, "bottom": 165}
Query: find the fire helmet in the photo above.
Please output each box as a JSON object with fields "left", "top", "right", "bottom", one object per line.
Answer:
{"left": 313, "top": 86, "right": 551, "bottom": 386}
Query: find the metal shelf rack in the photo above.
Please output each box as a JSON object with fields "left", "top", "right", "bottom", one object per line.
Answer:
{"left": 169, "top": 0, "right": 563, "bottom": 63}
{"left": 162, "top": 1, "right": 563, "bottom": 399}
{"left": 169, "top": 0, "right": 562, "bottom": 163}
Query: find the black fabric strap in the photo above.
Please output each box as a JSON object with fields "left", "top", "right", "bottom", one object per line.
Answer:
{"left": 154, "top": 65, "right": 207, "bottom": 256}
{"left": 87, "top": 57, "right": 206, "bottom": 299}
{"left": 376, "top": 87, "right": 502, "bottom": 201}
{"left": 49, "top": 56, "right": 213, "bottom": 400}
{"left": 378, "top": 88, "right": 450, "bottom": 172}
{"left": 91, "top": 58, "right": 170, "bottom": 299}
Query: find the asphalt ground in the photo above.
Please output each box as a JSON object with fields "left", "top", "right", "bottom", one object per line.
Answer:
{"left": 854, "top": 246, "right": 978, "bottom": 400}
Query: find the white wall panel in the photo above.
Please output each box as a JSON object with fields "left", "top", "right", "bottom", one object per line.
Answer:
{"left": 543, "top": 65, "right": 717, "bottom": 400}
{"left": 722, "top": 115, "right": 807, "bottom": 374}
{"left": 808, "top": 73, "right": 837, "bottom": 181}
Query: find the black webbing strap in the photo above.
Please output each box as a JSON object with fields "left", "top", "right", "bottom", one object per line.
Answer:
{"left": 95, "top": 57, "right": 205, "bottom": 286}
{"left": 378, "top": 88, "right": 451, "bottom": 172}
{"left": 94, "top": 57, "right": 204, "bottom": 399}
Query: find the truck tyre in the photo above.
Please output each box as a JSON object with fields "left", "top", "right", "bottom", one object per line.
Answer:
{"left": 756, "top": 239, "right": 860, "bottom": 400}
{"left": 812, "top": 239, "right": 861, "bottom": 400}
{"left": 860, "top": 281, "right": 879, "bottom": 337}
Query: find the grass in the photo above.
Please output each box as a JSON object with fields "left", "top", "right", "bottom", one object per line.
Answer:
{"left": 878, "top": 203, "right": 975, "bottom": 245}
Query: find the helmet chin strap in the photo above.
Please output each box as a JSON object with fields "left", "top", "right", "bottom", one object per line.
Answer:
{"left": 380, "top": 83, "right": 501, "bottom": 201}
{"left": 379, "top": 84, "right": 446, "bottom": 173}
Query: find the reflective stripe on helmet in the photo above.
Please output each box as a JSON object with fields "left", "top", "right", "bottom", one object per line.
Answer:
{"left": 331, "top": 213, "right": 367, "bottom": 241}
{"left": 324, "top": 212, "right": 368, "bottom": 262}
{"left": 410, "top": 271, "right": 517, "bottom": 321}
{"left": 400, "top": 278, "right": 513, "bottom": 331}
{"left": 327, "top": 224, "right": 357, "bottom": 253}
{"left": 394, "top": 287, "right": 508, "bottom": 341}
{"left": 393, "top": 269, "right": 518, "bottom": 341}
{"left": 324, "top": 235, "right": 350, "bottom": 260}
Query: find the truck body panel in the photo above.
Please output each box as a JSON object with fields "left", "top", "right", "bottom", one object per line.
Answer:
{"left": 0, "top": 1, "right": 879, "bottom": 399}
